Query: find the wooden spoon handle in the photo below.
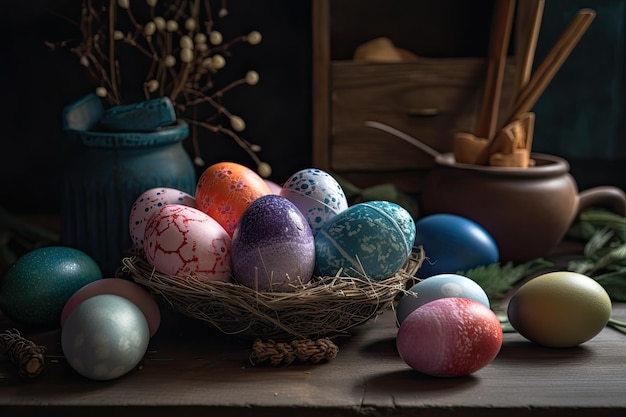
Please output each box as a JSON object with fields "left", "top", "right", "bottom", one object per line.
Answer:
{"left": 475, "top": 0, "right": 517, "bottom": 141}
{"left": 508, "top": 8, "right": 596, "bottom": 122}
{"left": 513, "top": 0, "right": 544, "bottom": 95}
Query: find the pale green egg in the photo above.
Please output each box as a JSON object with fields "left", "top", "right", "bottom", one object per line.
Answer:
{"left": 507, "top": 271, "right": 612, "bottom": 347}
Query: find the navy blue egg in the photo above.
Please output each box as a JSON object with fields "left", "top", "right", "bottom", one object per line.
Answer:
{"left": 0, "top": 246, "right": 103, "bottom": 327}
{"left": 414, "top": 214, "right": 499, "bottom": 278}
{"left": 232, "top": 195, "right": 315, "bottom": 291}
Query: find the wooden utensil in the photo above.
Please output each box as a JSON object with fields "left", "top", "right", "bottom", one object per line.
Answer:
{"left": 513, "top": 0, "right": 545, "bottom": 96}
{"left": 512, "top": 0, "right": 544, "bottom": 98}
{"left": 454, "top": 0, "right": 516, "bottom": 165}
{"left": 475, "top": 0, "right": 517, "bottom": 142}
{"left": 507, "top": 8, "right": 596, "bottom": 122}
{"left": 489, "top": 112, "right": 535, "bottom": 167}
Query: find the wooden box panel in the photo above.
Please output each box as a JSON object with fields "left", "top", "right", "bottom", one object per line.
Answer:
{"left": 330, "top": 59, "right": 515, "bottom": 172}
{"left": 312, "top": 0, "right": 515, "bottom": 193}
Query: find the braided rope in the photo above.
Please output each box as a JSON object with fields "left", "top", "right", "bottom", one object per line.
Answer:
{"left": 250, "top": 338, "right": 339, "bottom": 366}
{"left": 0, "top": 329, "right": 45, "bottom": 378}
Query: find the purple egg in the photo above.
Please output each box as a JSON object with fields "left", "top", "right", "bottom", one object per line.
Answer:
{"left": 232, "top": 195, "right": 315, "bottom": 292}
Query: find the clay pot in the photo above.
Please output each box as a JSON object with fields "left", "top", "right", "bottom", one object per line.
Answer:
{"left": 422, "top": 153, "right": 626, "bottom": 262}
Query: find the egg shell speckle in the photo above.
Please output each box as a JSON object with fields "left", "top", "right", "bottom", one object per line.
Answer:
{"left": 195, "top": 162, "right": 272, "bottom": 236}
{"left": 61, "top": 294, "right": 150, "bottom": 380}
{"left": 397, "top": 297, "right": 502, "bottom": 377}
{"left": 232, "top": 195, "right": 315, "bottom": 291}
{"left": 143, "top": 204, "right": 232, "bottom": 282}
{"left": 279, "top": 168, "right": 348, "bottom": 234}
{"left": 314, "top": 201, "right": 416, "bottom": 281}
{"left": 128, "top": 187, "right": 196, "bottom": 248}
{"left": 396, "top": 273, "right": 490, "bottom": 324}
{"left": 0, "top": 246, "right": 103, "bottom": 327}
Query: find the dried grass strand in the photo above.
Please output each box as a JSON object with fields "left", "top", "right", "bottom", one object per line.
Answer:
{"left": 122, "top": 246, "right": 424, "bottom": 340}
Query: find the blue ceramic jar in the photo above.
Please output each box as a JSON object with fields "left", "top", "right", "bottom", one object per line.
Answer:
{"left": 61, "top": 94, "right": 196, "bottom": 276}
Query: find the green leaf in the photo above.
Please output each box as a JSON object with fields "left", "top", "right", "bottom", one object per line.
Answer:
{"left": 460, "top": 259, "right": 554, "bottom": 302}
{"left": 593, "top": 269, "right": 626, "bottom": 302}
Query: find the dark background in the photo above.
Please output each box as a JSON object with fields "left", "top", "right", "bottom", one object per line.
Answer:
{"left": 1, "top": 0, "right": 625, "bottom": 216}
{"left": 0, "top": 0, "right": 314, "bottom": 214}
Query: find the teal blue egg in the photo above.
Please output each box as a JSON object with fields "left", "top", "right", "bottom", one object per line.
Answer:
{"left": 61, "top": 294, "right": 150, "bottom": 380}
{"left": 314, "top": 201, "right": 416, "bottom": 280}
{"left": 0, "top": 246, "right": 102, "bottom": 327}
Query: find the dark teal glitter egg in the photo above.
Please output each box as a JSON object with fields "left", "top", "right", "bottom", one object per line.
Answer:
{"left": 0, "top": 246, "right": 102, "bottom": 327}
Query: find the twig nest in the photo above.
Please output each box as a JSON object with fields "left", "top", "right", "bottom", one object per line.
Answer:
{"left": 122, "top": 246, "right": 424, "bottom": 341}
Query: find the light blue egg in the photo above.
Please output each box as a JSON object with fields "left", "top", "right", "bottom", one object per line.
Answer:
{"left": 396, "top": 273, "right": 490, "bottom": 324}
{"left": 61, "top": 294, "right": 150, "bottom": 381}
{"left": 314, "top": 201, "right": 415, "bottom": 281}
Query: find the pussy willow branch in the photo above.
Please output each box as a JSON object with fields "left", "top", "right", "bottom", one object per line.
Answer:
{"left": 108, "top": 0, "right": 120, "bottom": 102}
{"left": 169, "top": 0, "right": 200, "bottom": 101}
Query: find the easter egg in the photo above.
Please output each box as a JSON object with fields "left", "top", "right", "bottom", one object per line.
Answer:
{"left": 232, "top": 195, "right": 315, "bottom": 291}
{"left": 128, "top": 187, "right": 196, "bottom": 248}
{"left": 0, "top": 246, "right": 102, "bottom": 327}
{"left": 279, "top": 168, "right": 348, "bottom": 234}
{"left": 414, "top": 214, "right": 499, "bottom": 278}
{"left": 264, "top": 179, "right": 283, "bottom": 194}
{"left": 143, "top": 204, "right": 232, "bottom": 282}
{"left": 195, "top": 162, "right": 272, "bottom": 236}
{"left": 314, "top": 201, "right": 415, "bottom": 281}
{"left": 61, "top": 294, "right": 150, "bottom": 381}
{"left": 397, "top": 297, "right": 502, "bottom": 377}
{"left": 507, "top": 271, "right": 612, "bottom": 347}
{"left": 61, "top": 278, "right": 161, "bottom": 337}
{"left": 396, "top": 273, "right": 490, "bottom": 324}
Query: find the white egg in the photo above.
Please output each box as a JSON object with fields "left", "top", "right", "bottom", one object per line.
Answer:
{"left": 143, "top": 204, "right": 232, "bottom": 282}
{"left": 279, "top": 168, "right": 348, "bottom": 234}
{"left": 128, "top": 187, "right": 196, "bottom": 247}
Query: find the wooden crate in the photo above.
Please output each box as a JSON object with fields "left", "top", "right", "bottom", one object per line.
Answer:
{"left": 312, "top": 0, "right": 515, "bottom": 193}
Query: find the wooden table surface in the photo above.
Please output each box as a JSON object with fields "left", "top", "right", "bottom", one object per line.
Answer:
{"left": 2, "top": 295, "right": 626, "bottom": 417}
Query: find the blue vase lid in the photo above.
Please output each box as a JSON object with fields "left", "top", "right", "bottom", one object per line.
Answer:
{"left": 63, "top": 94, "right": 189, "bottom": 148}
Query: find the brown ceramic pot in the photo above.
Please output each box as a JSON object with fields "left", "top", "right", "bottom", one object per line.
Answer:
{"left": 422, "top": 153, "right": 626, "bottom": 262}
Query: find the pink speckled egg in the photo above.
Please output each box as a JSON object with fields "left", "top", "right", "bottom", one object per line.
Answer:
{"left": 397, "top": 298, "right": 502, "bottom": 377}
{"left": 195, "top": 162, "right": 272, "bottom": 237}
{"left": 232, "top": 195, "right": 315, "bottom": 292}
{"left": 143, "top": 204, "right": 232, "bottom": 282}
{"left": 129, "top": 187, "right": 196, "bottom": 248}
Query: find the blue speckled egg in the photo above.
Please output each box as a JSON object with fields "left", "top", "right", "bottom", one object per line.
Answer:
{"left": 396, "top": 273, "right": 490, "bottom": 324}
{"left": 61, "top": 294, "right": 150, "bottom": 380}
{"left": 232, "top": 195, "right": 315, "bottom": 291}
{"left": 414, "top": 214, "right": 499, "bottom": 278}
{"left": 314, "top": 201, "right": 416, "bottom": 281}
{"left": 279, "top": 168, "right": 348, "bottom": 234}
{"left": 0, "top": 246, "right": 103, "bottom": 327}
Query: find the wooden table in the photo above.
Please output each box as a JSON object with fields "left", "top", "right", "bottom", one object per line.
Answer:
{"left": 2, "top": 296, "right": 626, "bottom": 417}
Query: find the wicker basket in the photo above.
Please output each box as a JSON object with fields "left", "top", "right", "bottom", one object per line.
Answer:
{"left": 121, "top": 246, "right": 424, "bottom": 342}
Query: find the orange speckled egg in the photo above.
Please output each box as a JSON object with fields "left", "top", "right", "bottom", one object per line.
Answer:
{"left": 195, "top": 162, "right": 272, "bottom": 236}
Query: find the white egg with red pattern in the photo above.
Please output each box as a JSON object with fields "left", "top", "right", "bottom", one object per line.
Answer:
{"left": 143, "top": 204, "right": 232, "bottom": 282}
{"left": 129, "top": 187, "right": 196, "bottom": 248}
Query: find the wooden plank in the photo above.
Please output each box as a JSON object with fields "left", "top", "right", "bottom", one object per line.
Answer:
{"left": 329, "top": 58, "right": 516, "bottom": 173}
{"left": 3, "top": 302, "right": 626, "bottom": 416}
{"left": 311, "top": 0, "right": 331, "bottom": 171}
